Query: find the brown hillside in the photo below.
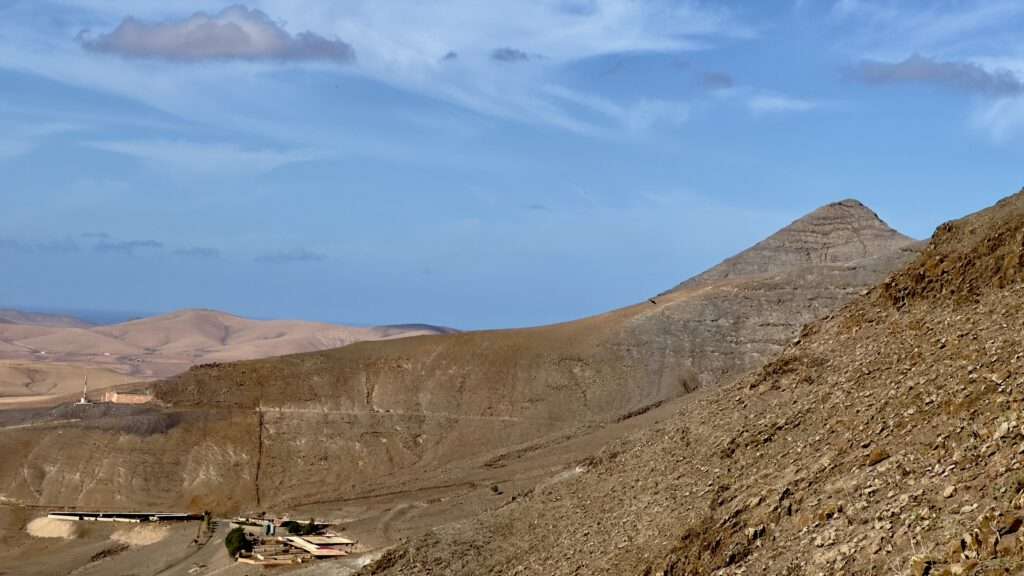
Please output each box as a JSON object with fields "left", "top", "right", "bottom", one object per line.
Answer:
{"left": 364, "top": 189, "right": 1024, "bottom": 575}
{"left": 0, "top": 200, "right": 916, "bottom": 521}
{"left": 0, "top": 310, "right": 92, "bottom": 328}
{"left": 0, "top": 308, "right": 447, "bottom": 399}
{"left": 882, "top": 192, "right": 1024, "bottom": 306}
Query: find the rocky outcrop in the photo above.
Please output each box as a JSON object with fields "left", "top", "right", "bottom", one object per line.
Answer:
{"left": 881, "top": 192, "right": 1024, "bottom": 306}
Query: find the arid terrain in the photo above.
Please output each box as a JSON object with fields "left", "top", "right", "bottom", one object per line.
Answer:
{"left": 6, "top": 0, "right": 1015, "bottom": 572}
{"left": 0, "top": 309, "right": 453, "bottom": 404}
{"left": 0, "top": 198, "right": 930, "bottom": 575}
{"left": 365, "top": 191, "right": 1024, "bottom": 575}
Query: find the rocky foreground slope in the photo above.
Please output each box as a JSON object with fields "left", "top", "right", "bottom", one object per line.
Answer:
{"left": 365, "top": 190, "right": 1024, "bottom": 575}
{"left": 0, "top": 200, "right": 915, "bottom": 517}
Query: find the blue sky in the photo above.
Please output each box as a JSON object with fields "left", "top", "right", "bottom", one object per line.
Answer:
{"left": 2, "top": 0, "right": 1023, "bottom": 329}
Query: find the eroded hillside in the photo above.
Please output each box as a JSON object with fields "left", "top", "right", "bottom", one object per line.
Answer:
{"left": 365, "top": 190, "right": 1024, "bottom": 575}
{"left": 0, "top": 200, "right": 916, "bottom": 519}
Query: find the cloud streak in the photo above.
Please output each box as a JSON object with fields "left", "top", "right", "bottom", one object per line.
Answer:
{"left": 849, "top": 54, "right": 1023, "bottom": 95}
{"left": 491, "top": 47, "right": 534, "bottom": 63}
{"left": 80, "top": 4, "right": 355, "bottom": 63}
{"left": 747, "top": 94, "right": 818, "bottom": 114}
{"left": 544, "top": 86, "right": 689, "bottom": 134}
{"left": 256, "top": 248, "right": 327, "bottom": 263}
{"left": 0, "top": 237, "right": 80, "bottom": 254}
{"left": 173, "top": 246, "right": 221, "bottom": 259}
{"left": 93, "top": 239, "right": 163, "bottom": 254}
{"left": 0, "top": 0, "right": 751, "bottom": 138}
{"left": 86, "top": 139, "right": 320, "bottom": 173}
{"left": 251, "top": 0, "right": 747, "bottom": 131}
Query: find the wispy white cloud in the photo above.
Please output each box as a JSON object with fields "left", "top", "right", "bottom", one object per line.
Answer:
{"left": 172, "top": 246, "right": 222, "bottom": 258}
{"left": 84, "top": 139, "right": 321, "bottom": 173}
{"left": 748, "top": 94, "right": 819, "bottom": 114}
{"left": 621, "top": 99, "right": 690, "bottom": 132}
{"left": 973, "top": 96, "right": 1024, "bottom": 142}
{"left": 93, "top": 238, "right": 163, "bottom": 254}
{"left": 543, "top": 86, "right": 689, "bottom": 134}
{"left": 1, "top": 1, "right": 750, "bottom": 137}
{"left": 295, "top": 0, "right": 747, "bottom": 130}
{"left": 830, "top": 0, "right": 1024, "bottom": 57}
{"left": 256, "top": 247, "right": 327, "bottom": 263}
{"left": 830, "top": 0, "right": 899, "bottom": 21}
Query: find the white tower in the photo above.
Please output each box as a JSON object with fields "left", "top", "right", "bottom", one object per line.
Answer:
{"left": 76, "top": 375, "right": 91, "bottom": 405}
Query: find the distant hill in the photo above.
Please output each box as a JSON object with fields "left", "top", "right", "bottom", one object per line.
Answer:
{"left": 0, "top": 309, "right": 93, "bottom": 329}
{"left": 379, "top": 323, "right": 460, "bottom": 335}
{"left": 0, "top": 308, "right": 450, "bottom": 399}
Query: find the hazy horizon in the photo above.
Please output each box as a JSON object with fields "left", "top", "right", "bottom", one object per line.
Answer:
{"left": 0, "top": 303, "right": 462, "bottom": 329}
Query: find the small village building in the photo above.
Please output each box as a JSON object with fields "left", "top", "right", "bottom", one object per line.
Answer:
{"left": 102, "top": 390, "right": 153, "bottom": 404}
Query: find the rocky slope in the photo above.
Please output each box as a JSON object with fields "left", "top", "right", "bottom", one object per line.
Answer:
{"left": 365, "top": 190, "right": 1024, "bottom": 575}
{"left": 672, "top": 199, "right": 912, "bottom": 289}
{"left": 0, "top": 200, "right": 916, "bottom": 519}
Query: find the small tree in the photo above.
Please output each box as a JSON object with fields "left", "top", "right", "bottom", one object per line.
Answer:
{"left": 225, "top": 527, "right": 253, "bottom": 557}
{"left": 282, "top": 518, "right": 321, "bottom": 535}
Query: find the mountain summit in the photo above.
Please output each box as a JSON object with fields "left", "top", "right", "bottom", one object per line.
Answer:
{"left": 676, "top": 199, "right": 913, "bottom": 291}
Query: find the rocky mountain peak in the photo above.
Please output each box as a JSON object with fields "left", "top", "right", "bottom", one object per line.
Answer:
{"left": 673, "top": 198, "right": 913, "bottom": 291}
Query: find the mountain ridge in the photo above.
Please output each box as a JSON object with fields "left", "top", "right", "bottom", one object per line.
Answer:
{"left": 363, "top": 189, "right": 1024, "bottom": 575}
{"left": 0, "top": 309, "right": 94, "bottom": 329}
{"left": 0, "top": 199, "right": 920, "bottom": 523}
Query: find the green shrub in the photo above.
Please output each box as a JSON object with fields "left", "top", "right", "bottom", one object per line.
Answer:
{"left": 281, "top": 519, "right": 321, "bottom": 535}
{"left": 225, "top": 527, "right": 252, "bottom": 557}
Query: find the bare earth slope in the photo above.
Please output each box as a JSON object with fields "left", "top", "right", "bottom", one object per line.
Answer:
{"left": 0, "top": 309, "right": 449, "bottom": 399}
{"left": 366, "top": 189, "right": 1024, "bottom": 576}
{"left": 0, "top": 199, "right": 917, "bottom": 524}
